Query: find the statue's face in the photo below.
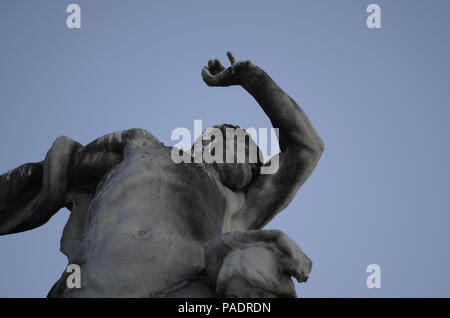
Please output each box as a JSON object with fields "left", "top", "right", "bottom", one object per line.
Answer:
{"left": 193, "top": 126, "right": 261, "bottom": 191}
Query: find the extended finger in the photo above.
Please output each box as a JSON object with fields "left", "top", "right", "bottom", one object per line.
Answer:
{"left": 226, "top": 51, "right": 236, "bottom": 66}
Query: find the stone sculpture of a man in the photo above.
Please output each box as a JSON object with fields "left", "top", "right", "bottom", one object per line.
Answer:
{"left": 0, "top": 52, "right": 323, "bottom": 297}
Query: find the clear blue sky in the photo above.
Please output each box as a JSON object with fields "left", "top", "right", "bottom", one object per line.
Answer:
{"left": 1, "top": 0, "right": 449, "bottom": 297}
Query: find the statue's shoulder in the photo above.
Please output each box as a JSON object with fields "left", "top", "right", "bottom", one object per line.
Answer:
{"left": 121, "top": 128, "right": 161, "bottom": 145}
{"left": 98, "top": 128, "right": 164, "bottom": 148}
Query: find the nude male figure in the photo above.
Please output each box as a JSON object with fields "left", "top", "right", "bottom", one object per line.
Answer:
{"left": 0, "top": 52, "right": 324, "bottom": 297}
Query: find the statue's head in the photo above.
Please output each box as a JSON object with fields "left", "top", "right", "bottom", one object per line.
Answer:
{"left": 192, "top": 124, "right": 263, "bottom": 191}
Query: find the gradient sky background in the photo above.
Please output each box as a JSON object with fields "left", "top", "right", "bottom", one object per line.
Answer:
{"left": 1, "top": 0, "right": 449, "bottom": 297}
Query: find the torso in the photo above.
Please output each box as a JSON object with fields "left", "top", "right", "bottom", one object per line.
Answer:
{"left": 54, "top": 142, "right": 245, "bottom": 297}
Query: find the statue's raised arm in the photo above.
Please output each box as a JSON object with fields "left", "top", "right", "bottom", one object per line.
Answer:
{"left": 202, "top": 52, "right": 324, "bottom": 230}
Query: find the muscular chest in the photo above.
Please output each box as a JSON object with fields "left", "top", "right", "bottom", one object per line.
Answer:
{"left": 90, "top": 144, "right": 234, "bottom": 239}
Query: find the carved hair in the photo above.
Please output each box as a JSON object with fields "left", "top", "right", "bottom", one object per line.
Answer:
{"left": 192, "top": 124, "right": 263, "bottom": 191}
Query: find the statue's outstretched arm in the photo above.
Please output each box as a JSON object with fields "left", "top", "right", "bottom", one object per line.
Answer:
{"left": 202, "top": 52, "right": 324, "bottom": 229}
{"left": 0, "top": 137, "right": 80, "bottom": 235}
{"left": 0, "top": 128, "right": 158, "bottom": 235}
